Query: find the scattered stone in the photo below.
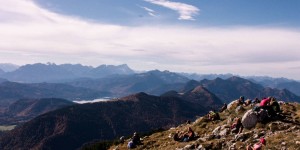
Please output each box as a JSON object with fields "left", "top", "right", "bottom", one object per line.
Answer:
{"left": 227, "top": 117, "right": 233, "bottom": 125}
{"left": 196, "top": 138, "right": 207, "bottom": 143}
{"left": 296, "top": 141, "right": 300, "bottom": 145}
{"left": 281, "top": 142, "right": 286, "bottom": 146}
{"left": 252, "top": 133, "right": 259, "bottom": 139}
{"left": 219, "top": 128, "right": 230, "bottom": 136}
{"left": 197, "top": 144, "right": 205, "bottom": 150}
{"left": 228, "top": 143, "right": 236, "bottom": 150}
{"left": 212, "top": 126, "right": 221, "bottom": 135}
{"left": 205, "top": 134, "right": 215, "bottom": 140}
{"left": 183, "top": 144, "right": 194, "bottom": 150}
{"left": 235, "top": 105, "right": 245, "bottom": 113}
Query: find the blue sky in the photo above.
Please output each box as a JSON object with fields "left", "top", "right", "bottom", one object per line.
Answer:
{"left": 35, "top": 0, "right": 300, "bottom": 26}
{"left": 0, "top": 0, "right": 300, "bottom": 80}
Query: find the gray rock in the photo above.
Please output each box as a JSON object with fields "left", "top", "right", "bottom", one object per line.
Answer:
{"left": 242, "top": 110, "right": 258, "bottom": 129}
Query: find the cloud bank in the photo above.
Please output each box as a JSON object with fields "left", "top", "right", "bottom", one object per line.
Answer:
{"left": 144, "top": 0, "right": 199, "bottom": 20}
{"left": 0, "top": 0, "right": 300, "bottom": 79}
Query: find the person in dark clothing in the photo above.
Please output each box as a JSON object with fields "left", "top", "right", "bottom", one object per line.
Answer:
{"left": 220, "top": 103, "right": 227, "bottom": 112}
{"left": 173, "top": 131, "right": 182, "bottom": 141}
{"left": 182, "top": 127, "right": 195, "bottom": 142}
{"left": 270, "top": 98, "right": 281, "bottom": 113}
{"left": 238, "top": 96, "right": 245, "bottom": 105}
{"left": 208, "top": 110, "right": 220, "bottom": 121}
{"left": 252, "top": 97, "right": 260, "bottom": 104}
{"left": 132, "top": 132, "right": 141, "bottom": 145}
{"left": 174, "top": 127, "right": 195, "bottom": 142}
{"left": 231, "top": 118, "right": 243, "bottom": 134}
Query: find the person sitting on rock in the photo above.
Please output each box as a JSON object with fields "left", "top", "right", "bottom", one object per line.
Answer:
{"left": 252, "top": 97, "right": 260, "bottom": 104}
{"left": 270, "top": 97, "right": 281, "bottom": 114}
{"left": 208, "top": 110, "right": 220, "bottom": 121}
{"left": 246, "top": 137, "right": 266, "bottom": 150}
{"left": 244, "top": 99, "right": 252, "bottom": 106}
{"left": 128, "top": 132, "right": 141, "bottom": 149}
{"left": 220, "top": 103, "right": 227, "bottom": 112}
{"left": 231, "top": 117, "right": 243, "bottom": 134}
{"left": 132, "top": 132, "right": 141, "bottom": 146}
{"left": 173, "top": 131, "right": 183, "bottom": 141}
{"left": 238, "top": 96, "right": 245, "bottom": 106}
{"left": 182, "top": 127, "right": 195, "bottom": 142}
{"left": 260, "top": 97, "right": 271, "bottom": 108}
{"left": 173, "top": 127, "right": 195, "bottom": 142}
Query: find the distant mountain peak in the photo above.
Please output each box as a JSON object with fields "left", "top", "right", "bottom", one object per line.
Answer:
{"left": 228, "top": 76, "right": 247, "bottom": 81}
{"left": 191, "top": 86, "right": 208, "bottom": 93}
{"left": 119, "top": 92, "right": 151, "bottom": 102}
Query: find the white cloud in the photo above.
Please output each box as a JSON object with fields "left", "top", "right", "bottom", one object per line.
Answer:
{"left": 139, "top": 6, "right": 157, "bottom": 17}
{"left": 144, "top": 0, "right": 199, "bottom": 20}
{"left": 0, "top": 0, "right": 300, "bottom": 79}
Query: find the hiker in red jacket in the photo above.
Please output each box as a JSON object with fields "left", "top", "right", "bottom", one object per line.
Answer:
{"left": 260, "top": 97, "right": 271, "bottom": 107}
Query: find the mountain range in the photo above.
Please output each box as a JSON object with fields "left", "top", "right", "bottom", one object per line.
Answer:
{"left": 0, "top": 63, "right": 299, "bottom": 97}
{"left": 181, "top": 73, "right": 300, "bottom": 96}
{"left": 68, "top": 70, "right": 189, "bottom": 97}
{"left": 0, "top": 68, "right": 299, "bottom": 105}
{"left": 201, "top": 76, "right": 300, "bottom": 103}
{"left": 0, "top": 63, "right": 134, "bottom": 83}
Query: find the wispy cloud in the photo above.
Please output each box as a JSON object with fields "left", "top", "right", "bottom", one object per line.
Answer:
{"left": 144, "top": 0, "right": 199, "bottom": 20}
{"left": 0, "top": 0, "right": 300, "bottom": 79}
{"left": 139, "top": 6, "right": 157, "bottom": 17}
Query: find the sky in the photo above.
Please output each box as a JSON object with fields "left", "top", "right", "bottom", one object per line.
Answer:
{"left": 0, "top": 0, "right": 300, "bottom": 80}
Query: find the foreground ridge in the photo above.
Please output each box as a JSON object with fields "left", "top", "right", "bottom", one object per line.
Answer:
{"left": 107, "top": 99, "right": 300, "bottom": 150}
